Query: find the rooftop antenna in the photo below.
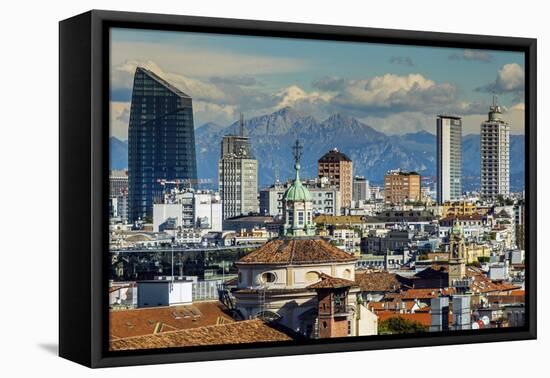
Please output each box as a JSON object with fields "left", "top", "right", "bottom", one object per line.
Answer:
{"left": 239, "top": 113, "right": 245, "bottom": 137}
{"left": 292, "top": 139, "right": 303, "bottom": 166}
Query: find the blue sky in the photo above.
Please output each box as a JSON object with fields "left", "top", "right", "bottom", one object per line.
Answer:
{"left": 110, "top": 27, "right": 525, "bottom": 140}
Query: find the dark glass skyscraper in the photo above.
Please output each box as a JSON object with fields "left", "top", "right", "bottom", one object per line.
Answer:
{"left": 128, "top": 67, "right": 197, "bottom": 223}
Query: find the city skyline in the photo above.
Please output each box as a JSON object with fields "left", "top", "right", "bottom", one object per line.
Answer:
{"left": 110, "top": 28, "right": 525, "bottom": 140}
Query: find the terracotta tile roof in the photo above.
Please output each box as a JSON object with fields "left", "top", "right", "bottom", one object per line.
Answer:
{"left": 367, "top": 300, "right": 417, "bottom": 312}
{"left": 466, "top": 267, "right": 522, "bottom": 294}
{"left": 236, "top": 237, "right": 356, "bottom": 265}
{"left": 485, "top": 294, "right": 525, "bottom": 305}
{"left": 355, "top": 271, "right": 403, "bottom": 292}
{"left": 377, "top": 311, "right": 452, "bottom": 327}
{"left": 366, "top": 302, "right": 385, "bottom": 312}
{"left": 307, "top": 273, "right": 356, "bottom": 289}
{"left": 415, "top": 306, "right": 431, "bottom": 313}
{"left": 377, "top": 311, "right": 433, "bottom": 327}
{"left": 384, "top": 288, "right": 454, "bottom": 301}
{"left": 109, "top": 319, "right": 293, "bottom": 351}
{"left": 400, "top": 288, "right": 454, "bottom": 300}
{"left": 109, "top": 301, "right": 233, "bottom": 339}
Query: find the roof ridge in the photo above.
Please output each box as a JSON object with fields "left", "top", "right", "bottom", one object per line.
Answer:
{"left": 111, "top": 318, "right": 262, "bottom": 342}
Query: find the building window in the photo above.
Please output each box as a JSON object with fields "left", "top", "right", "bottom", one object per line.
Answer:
{"left": 260, "top": 272, "right": 276, "bottom": 284}
{"left": 305, "top": 271, "right": 320, "bottom": 282}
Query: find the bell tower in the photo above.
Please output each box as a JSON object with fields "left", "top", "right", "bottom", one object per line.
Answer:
{"left": 448, "top": 221, "right": 466, "bottom": 287}
{"left": 281, "top": 140, "right": 316, "bottom": 237}
{"left": 307, "top": 274, "right": 354, "bottom": 339}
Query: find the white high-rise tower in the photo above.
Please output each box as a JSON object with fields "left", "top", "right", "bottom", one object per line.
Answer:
{"left": 437, "top": 115, "right": 462, "bottom": 204}
{"left": 218, "top": 114, "right": 259, "bottom": 219}
{"left": 480, "top": 96, "right": 510, "bottom": 201}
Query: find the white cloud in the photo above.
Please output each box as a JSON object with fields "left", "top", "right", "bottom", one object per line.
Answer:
{"left": 112, "top": 60, "right": 227, "bottom": 103}
{"left": 449, "top": 49, "right": 494, "bottom": 63}
{"left": 477, "top": 63, "right": 525, "bottom": 93}
{"left": 359, "top": 112, "right": 434, "bottom": 135}
{"left": 505, "top": 102, "right": 526, "bottom": 134}
{"left": 193, "top": 101, "right": 239, "bottom": 126}
{"left": 461, "top": 101, "right": 525, "bottom": 135}
{"left": 109, "top": 55, "right": 525, "bottom": 137}
{"left": 274, "top": 85, "right": 332, "bottom": 110}
{"left": 328, "top": 73, "right": 481, "bottom": 116}
{"left": 110, "top": 101, "right": 131, "bottom": 140}
{"left": 111, "top": 41, "right": 307, "bottom": 79}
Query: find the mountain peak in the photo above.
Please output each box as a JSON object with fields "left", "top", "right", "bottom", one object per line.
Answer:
{"left": 325, "top": 112, "right": 352, "bottom": 123}
{"left": 272, "top": 106, "right": 300, "bottom": 119}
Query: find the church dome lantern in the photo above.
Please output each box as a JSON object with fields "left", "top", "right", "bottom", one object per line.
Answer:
{"left": 281, "top": 140, "right": 316, "bottom": 237}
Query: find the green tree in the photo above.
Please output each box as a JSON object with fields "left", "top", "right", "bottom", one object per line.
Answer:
{"left": 378, "top": 316, "right": 428, "bottom": 335}
{"left": 467, "top": 261, "right": 481, "bottom": 268}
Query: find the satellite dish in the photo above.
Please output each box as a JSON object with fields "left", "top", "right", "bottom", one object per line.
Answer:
{"left": 482, "top": 316, "right": 490, "bottom": 326}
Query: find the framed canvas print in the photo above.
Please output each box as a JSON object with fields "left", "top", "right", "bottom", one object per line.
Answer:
{"left": 59, "top": 10, "right": 536, "bottom": 368}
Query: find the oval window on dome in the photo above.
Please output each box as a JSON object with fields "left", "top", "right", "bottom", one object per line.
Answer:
{"left": 260, "top": 272, "right": 276, "bottom": 284}
{"left": 305, "top": 271, "right": 320, "bottom": 282}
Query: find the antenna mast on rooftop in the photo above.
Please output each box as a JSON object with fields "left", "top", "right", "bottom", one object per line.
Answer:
{"left": 239, "top": 113, "right": 245, "bottom": 137}
{"left": 292, "top": 139, "right": 303, "bottom": 166}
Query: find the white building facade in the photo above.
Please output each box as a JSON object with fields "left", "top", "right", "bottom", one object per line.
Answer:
{"left": 259, "top": 178, "right": 341, "bottom": 217}
{"left": 437, "top": 115, "right": 462, "bottom": 204}
{"left": 218, "top": 134, "right": 259, "bottom": 219}
{"left": 153, "top": 189, "right": 222, "bottom": 233}
{"left": 480, "top": 97, "right": 510, "bottom": 200}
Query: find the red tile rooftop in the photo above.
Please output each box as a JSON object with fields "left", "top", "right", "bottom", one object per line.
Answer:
{"left": 109, "top": 301, "right": 233, "bottom": 339}
{"left": 377, "top": 311, "right": 452, "bottom": 328}
{"left": 354, "top": 271, "right": 403, "bottom": 292}
{"left": 236, "top": 237, "right": 356, "bottom": 265}
{"left": 376, "top": 311, "right": 433, "bottom": 328}
{"left": 109, "top": 319, "right": 293, "bottom": 351}
{"left": 306, "top": 273, "right": 356, "bottom": 289}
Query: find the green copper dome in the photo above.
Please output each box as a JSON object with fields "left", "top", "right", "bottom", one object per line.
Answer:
{"left": 283, "top": 163, "right": 312, "bottom": 202}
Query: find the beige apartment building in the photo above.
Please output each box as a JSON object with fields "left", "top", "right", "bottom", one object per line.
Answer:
{"left": 384, "top": 169, "right": 421, "bottom": 204}
{"left": 318, "top": 148, "right": 353, "bottom": 209}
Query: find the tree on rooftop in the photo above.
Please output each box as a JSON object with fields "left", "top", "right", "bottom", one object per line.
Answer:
{"left": 378, "top": 316, "right": 428, "bottom": 335}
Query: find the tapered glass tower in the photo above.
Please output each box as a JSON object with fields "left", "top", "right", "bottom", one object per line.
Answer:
{"left": 128, "top": 67, "right": 197, "bottom": 223}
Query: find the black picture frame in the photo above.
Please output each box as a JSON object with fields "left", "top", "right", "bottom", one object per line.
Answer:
{"left": 59, "top": 9, "right": 537, "bottom": 368}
